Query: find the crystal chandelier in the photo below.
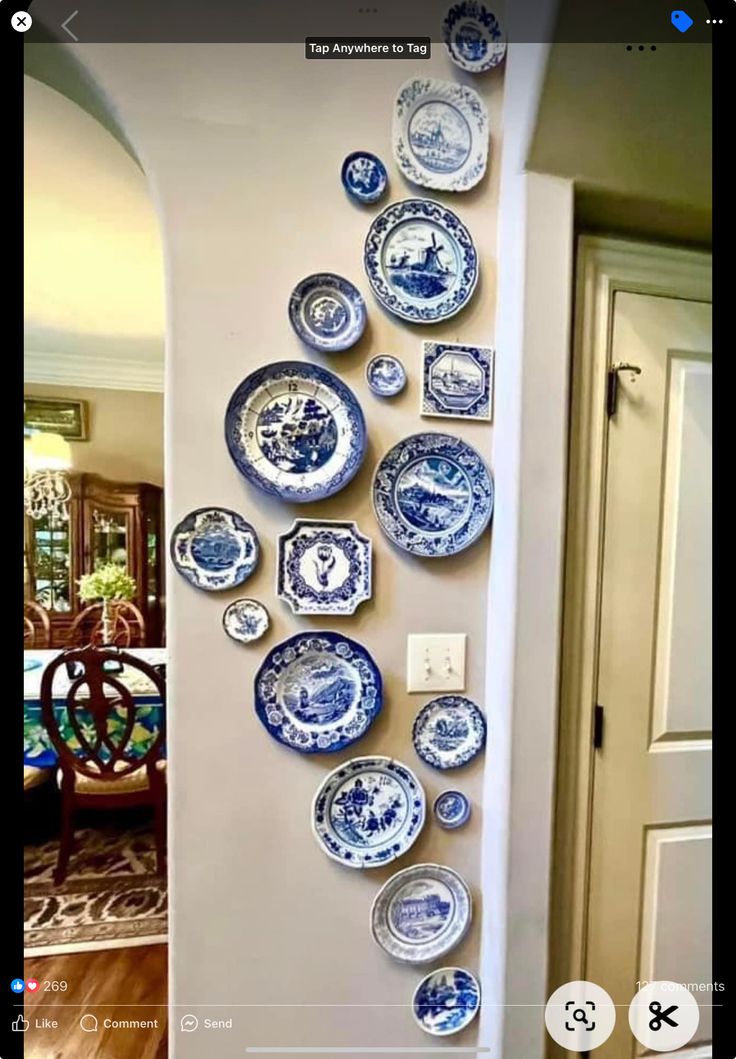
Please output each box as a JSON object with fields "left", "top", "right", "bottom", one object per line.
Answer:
{"left": 24, "top": 432, "right": 73, "bottom": 521}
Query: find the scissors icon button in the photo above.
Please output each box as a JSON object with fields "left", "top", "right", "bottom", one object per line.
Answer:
{"left": 648, "top": 1001, "right": 679, "bottom": 1031}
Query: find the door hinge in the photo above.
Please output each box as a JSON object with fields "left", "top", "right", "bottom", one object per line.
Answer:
{"left": 607, "top": 362, "right": 642, "bottom": 417}
{"left": 593, "top": 704, "right": 604, "bottom": 750}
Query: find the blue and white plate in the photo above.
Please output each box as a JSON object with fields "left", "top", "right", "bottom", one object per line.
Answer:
{"left": 412, "top": 967, "right": 481, "bottom": 1036}
{"left": 341, "top": 151, "right": 388, "bottom": 204}
{"left": 443, "top": 2, "right": 506, "bottom": 73}
{"left": 170, "top": 507, "right": 260, "bottom": 591}
{"left": 413, "top": 696, "right": 486, "bottom": 770}
{"left": 364, "top": 199, "right": 478, "bottom": 323}
{"left": 278, "top": 519, "right": 372, "bottom": 616}
{"left": 289, "top": 273, "right": 367, "bottom": 352}
{"left": 371, "top": 863, "right": 472, "bottom": 963}
{"left": 222, "top": 599, "right": 270, "bottom": 644}
{"left": 312, "top": 756, "right": 426, "bottom": 868}
{"left": 255, "top": 633, "right": 382, "bottom": 754}
{"left": 393, "top": 78, "right": 489, "bottom": 192}
{"left": 372, "top": 433, "right": 493, "bottom": 557}
{"left": 366, "top": 355, "right": 407, "bottom": 398}
{"left": 434, "top": 790, "right": 471, "bottom": 829}
{"left": 225, "top": 361, "right": 367, "bottom": 502}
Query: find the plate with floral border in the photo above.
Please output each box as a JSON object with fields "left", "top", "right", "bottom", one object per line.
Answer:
{"left": 222, "top": 599, "right": 270, "bottom": 644}
{"left": 412, "top": 967, "right": 481, "bottom": 1036}
{"left": 413, "top": 695, "right": 486, "bottom": 769}
{"left": 254, "top": 632, "right": 382, "bottom": 754}
{"left": 288, "top": 273, "right": 366, "bottom": 353}
{"left": 442, "top": 2, "right": 506, "bottom": 73}
{"left": 371, "top": 863, "right": 472, "bottom": 963}
{"left": 363, "top": 199, "right": 478, "bottom": 324}
{"left": 277, "top": 519, "right": 372, "bottom": 616}
{"left": 372, "top": 432, "right": 493, "bottom": 557}
{"left": 311, "top": 756, "right": 426, "bottom": 868}
{"left": 225, "top": 361, "right": 367, "bottom": 502}
{"left": 169, "top": 507, "right": 260, "bottom": 591}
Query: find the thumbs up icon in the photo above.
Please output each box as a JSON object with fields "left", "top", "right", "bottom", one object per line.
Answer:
{"left": 12, "top": 1015, "right": 30, "bottom": 1032}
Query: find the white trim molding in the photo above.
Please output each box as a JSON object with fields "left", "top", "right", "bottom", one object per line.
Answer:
{"left": 24, "top": 348, "right": 164, "bottom": 393}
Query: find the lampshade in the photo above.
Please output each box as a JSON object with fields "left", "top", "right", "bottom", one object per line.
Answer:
{"left": 24, "top": 432, "right": 72, "bottom": 472}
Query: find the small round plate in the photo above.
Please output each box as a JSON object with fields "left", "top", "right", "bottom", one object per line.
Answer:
{"left": 371, "top": 863, "right": 472, "bottom": 964}
{"left": 442, "top": 2, "right": 506, "bottom": 73}
{"left": 223, "top": 599, "right": 269, "bottom": 644}
{"left": 341, "top": 151, "right": 388, "bottom": 204}
{"left": 312, "top": 756, "right": 426, "bottom": 868}
{"left": 433, "top": 790, "right": 471, "bottom": 829}
{"left": 170, "top": 507, "right": 260, "bottom": 592}
{"left": 412, "top": 967, "right": 481, "bottom": 1036}
{"left": 289, "top": 273, "right": 367, "bottom": 352}
{"left": 413, "top": 696, "right": 486, "bottom": 770}
{"left": 366, "top": 355, "right": 407, "bottom": 398}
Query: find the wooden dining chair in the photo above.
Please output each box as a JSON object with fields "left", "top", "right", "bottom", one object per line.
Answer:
{"left": 24, "top": 600, "right": 52, "bottom": 649}
{"left": 40, "top": 645, "right": 166, "bottom": 885}
{"left": 66, "top": 601, "right": 147, "bottom": 648}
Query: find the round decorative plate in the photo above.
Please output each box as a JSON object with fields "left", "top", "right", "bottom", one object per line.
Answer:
{"left": 222, "top": 599, "right": 270, "bottom": 644}
{"left": 412, "top": 967, "right": 481, "bottom": 1036}
{"left": 312, "top": 756, "right": 426, "bottom": 868}
{"left": 392, "top": 78, "right": 489, "bottom": 192}
{"left": 254, "top": 632, "right": 382, "bottom": 754}
{"left": 413, "top": 696, "right": 486, "bottom": 770}
{"left": 372, "top": 433, "right": 493, "bottom": 557}
{"left": 364, "top": 199, "right": 478, "bottom": 323}
{"left": 443, "top": 2, "right": 506, "bottom": 73}
{"left": 225, "top": 361, "right": 367, "bottom": 502}
{"left": 288, "top": 273, "right": 367, "bottom": 352}
{"left": 366, "top": 355, "right": 407, "bottom": 398}
{"left": 170, "top": 507, "right": 260, "bottom": 591}
{"left": 434, "top": 790, "right": 471, "bottom": 829}
{"left": 371, "top": 863, "right": 472, "bottom": 963}
{"left": 341, "top": 151, "right": 388, "bottom": 204}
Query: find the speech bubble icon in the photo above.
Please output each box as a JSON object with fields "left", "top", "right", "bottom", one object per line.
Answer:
{"left": 671, "top": 10, "right": 694, "bottom": 32}
{"left": 80, "top": 1014, "right": 99, "bottom": 1032}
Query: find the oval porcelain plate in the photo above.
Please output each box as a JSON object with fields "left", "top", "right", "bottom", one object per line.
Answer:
{"left": 312, "top": 756, "right": 426, "bottom": 868}
{"left": 443, "top": 1, "right": 506, "bottom": 73}
{"left": 371, "top": 863, "right": 472, "bottom": 964}
{"left": 341, "top": 151, "right": 388, "bottom": 204}
{"left": 288, "top": 273, "right": 367, "bottom": 352}
{"left": 170, "top": 507, "right": 260, "bottom": 591}
{"left": 412, "top": 967, "right": 481, "bottom": 1036}
{"left": 364, "top": 199, "right": 478, "bottom": 324}
{"left": 255, "top": 632, "right": 382, "bottom": 754}
{"left": 372, "top": 432, "right": 493, "bottom": 557}
{"left": 225, "top": 361, "right": 367, "bottom": 502}
{"left": 392, "top": 77, "right": 489, "bottom": 192}
{"left": 413, "top": 696, "right": 486, "bottom": 770}
{"left": 222, "top": 599, "right": 270, "bottom": 644}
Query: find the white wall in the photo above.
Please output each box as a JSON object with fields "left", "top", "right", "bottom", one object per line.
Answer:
{"left": 65, "top": 42, "right": 505, "bottom": 1056}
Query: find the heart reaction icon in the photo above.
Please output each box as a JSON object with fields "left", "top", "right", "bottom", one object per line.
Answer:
{"left": 26, "top": 979, "right": 40, "bottom": 993}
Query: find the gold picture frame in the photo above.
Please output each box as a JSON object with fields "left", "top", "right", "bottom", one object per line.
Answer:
{"left": 24, "top": 396, "right": 89, "bottom": 441}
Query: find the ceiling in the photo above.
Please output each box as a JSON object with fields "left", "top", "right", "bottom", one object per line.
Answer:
{"left": 24, "top": 75, "right": 165, "bottom": 391}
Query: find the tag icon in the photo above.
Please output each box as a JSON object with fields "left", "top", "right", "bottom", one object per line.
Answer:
{"left": 671, "top": 10, "right": 693, "bottom": 32}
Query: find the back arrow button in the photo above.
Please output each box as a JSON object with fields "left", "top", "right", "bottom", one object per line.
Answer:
{"left": 61, "top": 10, "right": 79, "bottom": 40}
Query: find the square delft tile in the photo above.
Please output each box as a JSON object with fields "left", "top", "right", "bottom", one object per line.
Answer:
{"left": 421, "top": 342, "right": 494, "bottom": 421}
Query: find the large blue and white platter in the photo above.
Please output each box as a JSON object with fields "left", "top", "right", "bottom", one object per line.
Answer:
{"left": 278, "top": 519, "right": 372, "bottom": 616}
{"left": 288, "top": 273, "right": 366, "bottom": 352}
{"left": 392, "top": 78, "right": 489, "bottom": 193}
{"left": 254, "top": 633, "right": 382, "bottom": 754}
{"left": 312, "top": 756, "right": 426, "bottom": 868}
{"left": 225, "top": 362, "right": 367, "bottom": 502}
{"left": 412, "top": 967, "right": 481, "bottom": 1036}
{"left": 364, "top": 199, "right": 478, "bottom": 324}
{"left": 413, "top": 695, "right": 487, "bottom": 770}
{"left": 169, "top": 507, "right": 260, "bottom": 591}
{"left": 372, "top": 433, "right": 493, "bottom": 557}
{"left": 443, "top": 1, "right": 506, "bottom": 73}
{"left": 371, "top": 863, "right": 472, "bottom": 964}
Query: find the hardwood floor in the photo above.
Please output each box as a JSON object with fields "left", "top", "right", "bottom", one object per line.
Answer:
{"left": 22, "top": 944, "right": 167, "bottom": 1058}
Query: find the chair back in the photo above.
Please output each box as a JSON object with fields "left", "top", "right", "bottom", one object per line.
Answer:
{"left": 66, "top": 601, "right": 147, "bottom": 648}
{"left": 40, "top": 645, "right": 165, "bottom": 785}
{"left": 24, "top": 601, "right": 51, "bottom": 649}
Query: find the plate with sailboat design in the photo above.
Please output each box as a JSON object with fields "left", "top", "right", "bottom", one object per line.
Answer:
{"left": 225, "top": 361, "right": 367, "bottom": 502}
{"left": 254, "top": 632, "right": 382, "bottom": 753}
{"left": 312, "top": 756, "right": 426, "bottom": 867}
{"left": 371, "top": 863, "right": 472, "bottom": 963}
{"left": 363, "top": 199, "right": 478, "bottom": 323}
{"left": 372, "top": 432, "right": 493, "bottom": 557}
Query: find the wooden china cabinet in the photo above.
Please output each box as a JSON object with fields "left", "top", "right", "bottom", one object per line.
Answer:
{"left": 23, "top": 473, "right": 164, "bottom": 647}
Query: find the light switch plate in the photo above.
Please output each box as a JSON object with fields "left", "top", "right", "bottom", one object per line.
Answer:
{"left": 407, "top": 633, "right": 467, "bottom": 693}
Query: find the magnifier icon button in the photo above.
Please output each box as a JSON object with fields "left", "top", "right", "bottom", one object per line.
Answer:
{"left": 574, "top": 1008, "right": 589, "bottom": 1025}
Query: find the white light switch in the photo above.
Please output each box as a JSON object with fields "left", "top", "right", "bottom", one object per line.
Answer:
{"left": 407, "top": 634, "right": 467, "bottom": 693}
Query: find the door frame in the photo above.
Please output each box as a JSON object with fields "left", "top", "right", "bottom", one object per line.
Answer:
{"left": 548, "top": 236, "right": 712, "bottom": 1017}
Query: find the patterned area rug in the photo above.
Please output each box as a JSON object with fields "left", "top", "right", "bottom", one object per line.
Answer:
{"left": 25, "top": 821, "right": 167, "bottom": 952}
